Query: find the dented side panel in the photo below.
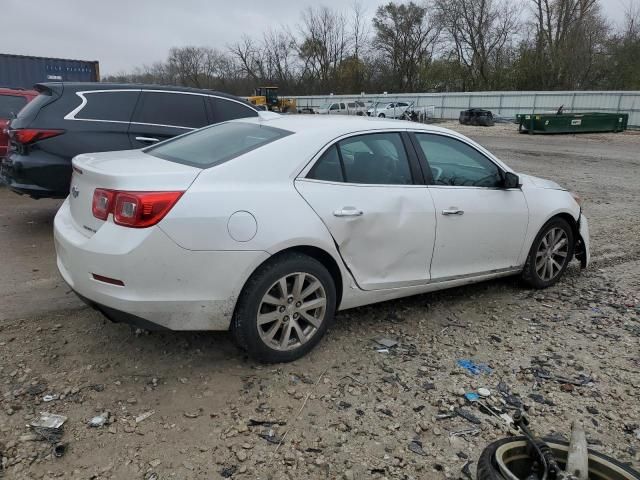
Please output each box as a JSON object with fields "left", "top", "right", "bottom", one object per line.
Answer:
{"left": 295, "top": 179, "right": 437, "bottom": 290}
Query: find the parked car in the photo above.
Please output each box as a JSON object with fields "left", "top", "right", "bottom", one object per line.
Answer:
{"left": 366, "top": 101, "right": 411, "bottom": 118}
{"left": 54, "top": 115, "right": 590, "bottom": 363}
{"left": 0, "top": 87, "right": 37, "bottom": 159}
{"left": 1, "top": 83, "right": 259, "bottom": 198}
{"left": 459, "top": 108, "right": 495, "bottom": 126}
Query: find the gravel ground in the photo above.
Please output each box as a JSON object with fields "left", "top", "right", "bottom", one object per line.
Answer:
{"left": 1, "top": 123, "right": 639, "bottom": 480}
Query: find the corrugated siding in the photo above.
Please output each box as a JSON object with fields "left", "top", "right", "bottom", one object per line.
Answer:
{"left": 291, "top": 91, "right": 640, "bottom": 127}
{"left": 0, "top": 54, "right": 99, "bottom": 89}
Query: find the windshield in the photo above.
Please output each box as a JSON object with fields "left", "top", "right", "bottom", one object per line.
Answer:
{"left": 317, "top": 103, "right": 332, "bottom": 110}
{"left": 146, "top": 121, "right": 293, "bottom": 168}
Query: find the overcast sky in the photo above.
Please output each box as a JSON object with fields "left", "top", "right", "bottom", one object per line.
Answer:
{"left": 2, "top": 0, "right": 632, "bottom": 76}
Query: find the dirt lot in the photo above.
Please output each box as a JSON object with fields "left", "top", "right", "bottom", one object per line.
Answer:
{"left": 1, "top": 123, "right": 639, "bottom": 480}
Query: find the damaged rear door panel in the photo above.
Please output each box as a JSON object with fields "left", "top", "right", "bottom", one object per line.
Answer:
{"left": 295, "top": 131, "right": 437, "bottom": 291}
{"left": 295, "top": 180, "right": 437, "bottom": 290}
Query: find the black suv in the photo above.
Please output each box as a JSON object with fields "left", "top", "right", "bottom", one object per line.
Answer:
{"left": 1, "top": 83, "right": 259, "bottom": 198}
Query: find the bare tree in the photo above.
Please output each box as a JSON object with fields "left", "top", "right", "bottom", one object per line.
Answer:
{"left": 372, "top": 2, "right": 441, "bottom": 92}
{"left": 298, "top": 6, "right": 351, "bottom": 91}
{"left": 528, "top": 0, "right": 609, "bottom": 88}
{"left": 435, "top": 0, "right": 519, "bottom": 90}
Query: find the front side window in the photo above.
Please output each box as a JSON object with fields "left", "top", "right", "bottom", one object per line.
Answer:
{"left": 416, "top": 133, "right": 502, "bottom": 187}
{"left": 133, "top": 92, "right": 208, "bottom": 128}
{"left": 329, "top": 104, "right": 339, "bottom": 111}
{"left": 0, "top": 95, "right": 27, "bottom": 118}
{"left": 308, "top": 133, "right": 412, "bottom": 185}
{"left": 75, "top": 91, "right": 139, "bottom": 122}
{"left": 340, "top": 103, "right": 346, "bottom": 109}
{"left": 146, "top": 121, "right": 291, "bottom": 168}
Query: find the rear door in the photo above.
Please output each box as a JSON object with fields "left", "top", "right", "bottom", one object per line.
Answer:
{"left": 128, "top": 91, "right": 209, "bottom": 148}
{"left": 296, "top": 131, "right": 436, "bottom": 290}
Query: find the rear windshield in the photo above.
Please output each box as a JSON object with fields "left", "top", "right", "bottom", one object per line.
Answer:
{"left": 146, "top": 121, "right": 292, "bottom": 168}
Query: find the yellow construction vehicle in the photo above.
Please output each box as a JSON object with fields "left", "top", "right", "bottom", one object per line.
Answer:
{"left": 247, "top": 86, "right": 296, "bottom": 113}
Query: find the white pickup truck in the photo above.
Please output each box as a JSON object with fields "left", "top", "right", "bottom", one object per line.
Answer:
{"left": 314, "top": 100, "right": 368, "bottom": 115}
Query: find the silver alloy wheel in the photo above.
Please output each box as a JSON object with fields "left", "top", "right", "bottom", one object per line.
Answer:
{"left": 535, "top": 227, "right": 569, "bottom": 281}
{"left": 257, "top": 272, "right": 327, "bottom": 351}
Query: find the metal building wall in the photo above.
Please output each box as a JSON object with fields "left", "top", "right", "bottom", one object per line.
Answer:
{"left": 0, "top": 54, "right": 99, "bottom": 89}
{"left": 290, "top": 91, "right": 640, "bottom": 127}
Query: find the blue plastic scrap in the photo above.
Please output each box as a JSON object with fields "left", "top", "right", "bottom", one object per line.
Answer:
{"left": 457, "top": 359, "right": 492, "bottom": 376}
{"left": 464, "top": 392, "right": 480, "bottom": 402}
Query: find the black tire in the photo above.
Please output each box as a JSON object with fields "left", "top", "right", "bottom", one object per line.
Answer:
{"left": 378, "top": 113, "right": 386, "bottom": 118}
{"left": 521, "top": 217, "right": 574, "bottom": 289}
{"left": 231, "top": 252, "right": 337, "bottom": 363}
{"left": 477, "top": 436, "right": 640, "bottom": 480}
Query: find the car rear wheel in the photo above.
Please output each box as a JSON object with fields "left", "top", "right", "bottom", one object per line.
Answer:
{"left": 521, "top": 217, "right": 574, "bottom": 288}
{"left": 232, "top": 253, "right": 336, "bottom": 363}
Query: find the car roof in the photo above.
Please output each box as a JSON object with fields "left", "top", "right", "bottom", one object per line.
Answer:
{"left": 36, "top": 82, "right": 249, "bottom": 103}
{"left": 244, "top": 114, "right": 453, "bottom": 137}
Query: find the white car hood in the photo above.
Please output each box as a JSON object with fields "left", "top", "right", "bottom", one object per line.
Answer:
{"left": 519, "top": 173, "right": 564, "bottom": 191}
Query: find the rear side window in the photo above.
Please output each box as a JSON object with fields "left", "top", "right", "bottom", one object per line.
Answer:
{"left": 308, "top": 145, "right": 344, "bottom": 182}
{"left": 147, "top": 122, "right": 292, "bottom": 168}
{"left": 308, "top": 132, "right": 413, "bottom": 185}
{"left": 213, "top": 98, "right": 258, "bottom": 122}
{"left": 0, "top": 95, "right": 27, "bottom": 118}
{"left": 75, "top": 91, "right": 139, "bottom": 122}
{"left": 133, "top": 92, "right": 208, "bottom": 128}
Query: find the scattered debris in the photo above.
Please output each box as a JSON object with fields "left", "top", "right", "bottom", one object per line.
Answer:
{"left": 88, "top": 412, "right": 109, "bottom": 428}
{"left": 455, "top": 408, "right": 482, "bottom": 425}
{"left": 30, "top": 413, "right": 67, "bottom": 443}
{"left": 457, "top": 359, "right": 492, "bottom": 376}
{"left": 373, "top": 337, "right": 399, "bottom": 348}
{"left": 478, "top": 387, "right": 491, "bottom": 397}
{"left": 258, "top": 430, "right": 283, "bottom": 444}
{"left": 53, "top": 443, "right": 67, "bottom": 458}
{"left": 247, "top": 419, "right": 286, "bottom": 427}
{"left": 135, "top": 410, "right": 155, "bottom": 423}
{"left": 408, "top": 439, "right": 427, "bottom": 456}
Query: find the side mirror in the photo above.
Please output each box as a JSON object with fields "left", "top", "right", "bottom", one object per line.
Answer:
{"left": 503, "top": 172, "right": 520, "bottom": 189}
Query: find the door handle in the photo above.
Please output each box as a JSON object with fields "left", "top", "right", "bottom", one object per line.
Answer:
{"left": 135, "top": 136, "right": 160, "bottom": 144}
{"left": 442, "top": 208, "right": 464, "bottom": 216}
{"left": 333, "top": 207, "right": 363, "bottom": 217}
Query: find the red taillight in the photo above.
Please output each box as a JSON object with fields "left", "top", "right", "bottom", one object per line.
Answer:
{"left": 11, "top": 128, "right": 64, "bottom": 145}
{"left": 92, "top": 189, "right": 183, "bottom": 228}
{"left": 92, "top": 189, "right": 115, "bottom": 220}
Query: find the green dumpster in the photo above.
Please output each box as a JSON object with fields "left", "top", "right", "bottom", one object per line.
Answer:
{"left": 516, "top": 112, "right": 629, "bottom": 134}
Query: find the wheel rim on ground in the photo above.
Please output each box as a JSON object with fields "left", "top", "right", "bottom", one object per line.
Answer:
{"left": 257, "top": 272, "right": 327, "bottom": 351}
{"left": 535, "top": 227, "right": 569, "bottom": 281}
{"left": 494, "top": 440, "right": 639, "bottom": 480}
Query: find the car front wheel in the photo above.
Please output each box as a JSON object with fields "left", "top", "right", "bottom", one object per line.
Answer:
{"left": 378, "top": 113, "right": 386, "bottom": 118}
{"left": 521, "top": 217, "right": 574, "bottom": 288}
{"left": 232, "top": 253, "right": 337, "bottom": 363}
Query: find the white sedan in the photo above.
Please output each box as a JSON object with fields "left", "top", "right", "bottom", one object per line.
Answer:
{"left": 367, "top": 101, "right": 410, "bottom": 118}
{"left": 54, "top": 115, "right": 590, "bottom": 363}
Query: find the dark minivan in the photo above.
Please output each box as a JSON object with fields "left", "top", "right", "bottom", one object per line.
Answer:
{"left": 1, "top": 83, "right": 259, "bottom": 198}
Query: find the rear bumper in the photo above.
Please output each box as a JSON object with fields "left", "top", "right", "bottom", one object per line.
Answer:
{"left": 1, "top": 152, "right": 71, "bottom": 198}
{"left": 54, "top": 199, "right": 270, "bottom": 330}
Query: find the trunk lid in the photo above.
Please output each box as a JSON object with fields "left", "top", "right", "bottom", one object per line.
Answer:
{"left": 69, "top": 149, "right": 202, "bottom": 237}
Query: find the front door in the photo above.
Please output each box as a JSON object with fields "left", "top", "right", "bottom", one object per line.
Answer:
{"left": 296, "top": 132, "right": 436, "bottom": 290}
{"left": 413, "top": 132, "right": 529, "bottom": 280}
